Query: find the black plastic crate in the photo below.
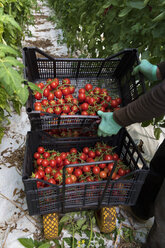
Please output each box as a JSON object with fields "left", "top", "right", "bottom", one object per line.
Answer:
{"left": 22, "top": 128, "right": 149, "bottom": 216}
{"left": 23, "top": 47, "right": 145, "bottom": 131}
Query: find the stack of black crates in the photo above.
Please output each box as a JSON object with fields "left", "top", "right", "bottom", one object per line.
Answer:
{"left": 22, "top": 47, "right": 149, "bottom": 218}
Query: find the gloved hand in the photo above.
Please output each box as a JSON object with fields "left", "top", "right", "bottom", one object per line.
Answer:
{"left": 97, "top": 111, "right": 122, "bottom": 137}
{"left": 132, "top": 59, "right": 158, "bottom": 81}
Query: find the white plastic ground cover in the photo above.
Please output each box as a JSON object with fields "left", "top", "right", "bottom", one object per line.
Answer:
{"left": 1, "top": 1, "right": 165, "bottom": 247}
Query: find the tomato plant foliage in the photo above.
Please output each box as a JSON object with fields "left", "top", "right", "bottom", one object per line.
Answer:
{"left": 47, "top": 0, "right": 165, "bottom": 62}
{"left": 0, "top": 0, "right": 38, "bottom": 142}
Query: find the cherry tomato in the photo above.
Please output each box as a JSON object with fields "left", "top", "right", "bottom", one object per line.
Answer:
{"left": 78, "top": 93, "right": 86, "bottom": 102}
{"left": 54, "top": 106, "right": 62, "bottom": 115}
{"left": 85, "top": 83, "right": 93, "bottom": 91}
{"left": 43, "top": 152, "right": 50, "bottom": 159}
{"left": 62, "top": 105, "right": 70, "bottom": 114}
{"left": 34, "top": 152, "right": 40, "bottom": 159}
{"left": 42, "top": 159, "right": 50, "bottom": 167}
{"left": 69, "top": 86, "right": 75, "bottom": 94}
{"left": 80, "top": 102, "right": 89, "bottom": 111}
{"left": 93, "top": 166, "right": 100, "bottom": 175}
{"left": 66, "top": 167, "right": 74, "bottom": 174}
{"left": 99, "top": 163, "right": 106, "bottom": 169}
{"left": 113, "top": 153, "right": 119, "bottom": 160}
{"left": 55, "top": 89, "right": 63, "bottom": 99}
{"left": 43, "top": 88, "right": 50, "bottom": 97}
{"left": 108, "top": 162, "right": 114, "bottom": 172}
{"left": 48, "top": 178, "right": 56, "bottom": 184}
{"left": 83, "top": 147, "right": 89, "bottom": 154}
{"left": 118, "top": 168, "right": 126, "bottom": 176}
{"left": 74, "top": 168, "right": 82, "bottom": 177}
{"left": 47, "top": 92, "right": 55, "bottom": 100}
{"left": 65, "top": 177, "right": 73, "bottom": 184}
{"left": 70, "top": 148, "right": 77, "bottom": 154}
{"left": 88, "top": 150, "right": 95, "bottom": 159}
{"left": 45, "top": 166, "right": 52, "bottom": 174}
{"left": 111, "top": 99, "right": 118, "bottom": 108}
{"left": 49, "top": 159, "right": 57, "bottom": 168}
{"left": 37, "top": 146, "right": 45, "bottom": 154}
{"left": 37, "top": 158, "right": 43, "bottom": 165}
{"left": 34, "top": 92, "right": 42, "bottom": 100}
{"left": 65, "top": 94, "right": 73, "bottom": 103}
{"left": 83, "top": 165, "right": 91, "bottom": 173}
{"left": 38, "top": 170, "right": 45, "bottom": 178}
{"left": 79, "top": 88, "right": 86, "bottom": 94}
{"left": 41, "top": 99, "right": 49, "bottom": 106}
{"left": 70, "top": 174, "right": 77, "bottom": 183}
{"left": 62, "top": 78, "right": 71, "bottom": 85}
{"left": 100, "top": 171, "right": 107, "bottom": 179}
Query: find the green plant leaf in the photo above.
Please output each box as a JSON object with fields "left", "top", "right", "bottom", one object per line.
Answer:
{"left": 28, "top": 81, "right": 42, "bottom": 93}
{"left": 59, "top": 215, "right": 71, "bottom": 224}
{"left": 63, "top": 237, "right": 72, "bottom": 246}
{"left": 118, "top": 7, "right": 132, "bottom": 17}
{"left": 141, "top": 120, "right": 152, "bottom": 127}
{"left": 3, "top": 56, "right": 24, "bottom": 67}
{"left": 38, "top": 242, "right": 51, "bottom": 248}
{"left": 18, "top": 238, "right": 35, "bottom": 248}
{"left": 76, "top": 218, "right": 86, "bottom": 228}
{"left": 0, "top": 44, "right": 18, "bottom": 56}
{"left": 154, "top": 127, "right": 161, "bottom": 140}
{"left": 53, "top": 239, "right": 61, "bottom": 248}
{"left": 127, "top": 1, "right": 145, "bottom": 9}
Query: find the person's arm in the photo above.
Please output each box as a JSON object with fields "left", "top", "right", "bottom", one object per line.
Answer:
{"left": 97, "top": 60, "right": 165, "bottom": 136}
{"left": 113, "top": 79, "right": 165, "bottom": 127}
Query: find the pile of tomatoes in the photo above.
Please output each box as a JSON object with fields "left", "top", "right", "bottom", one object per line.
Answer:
{"left": 32, "top": 142, "right": 131, "bottom": 188}
{"left": 34, "top": 78, "right": 121, "bottom": 116}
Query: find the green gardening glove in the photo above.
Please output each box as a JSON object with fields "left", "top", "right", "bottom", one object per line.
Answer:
{"left": 97, "top": 111, "right": 122, "bottom": 137}
{"left": 132, "top": 59, "right": 158, "bottom": 81}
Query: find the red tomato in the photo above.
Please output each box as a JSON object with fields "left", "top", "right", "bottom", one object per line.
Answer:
{"left": 46, "top": 107, "right": 54, "bottom": 114}
{"left": 100, "top": 171, "right": 107, "bottom": 179}
{"left": 64, "top": 159, "right": 70, "bottom": 166}
{"left": 62, "top": 105, "right": 70, "bottom": 114}
{"left": 118, "top": 168, "right": 126, "bottom": 176}
{"left": 69, "top": 86, "right": 75, "bottom": 94}
{"left": 60, "top": 152, "right": 67, "bottom": 160}
{"left": 43, "top": 88, "right": 50, "bottom": 97}
{"left": 55, "top": 90, "right": 63, "bottom": 99}
{"left": 37, "top": 158, "right": 43, "bottom": 165}
{"left": 51, "top": 79, "right": 59, "bottom": 89}
{"left": 54, "top": 106, "right": 62, "bottom": 115}
{"left": 74, "top": 168, "right": 82, "bottom": 177}
{"left": 38, "top": 82, "right": 44, "bottom": 89}
{"left": 54, "top": 172, "right": 62, "bottom": 182}
{"left": 93, "top": 87, "right": 101, "bottom": 94}
{"left": 72, "top": 98, "right": 78, "bottom": 105}
{"left": 81, "top": 102, "right": 89, "bottom": 111}
{"left": 42, "top": 159, "right": 50, "bottom": 167}
{"left": 88, "top": 97, "right": 96, "bottom": 106}
{"left": 34, "top": 152, "right": 40, "bottom": 159}
{"left": 99, "top": 163, "right": 106, "bottom": 169}
{"left": 88, "top": 150, "right": 96, "bottom": 159}
{"left": 62, "top": 87, "right": 70, "bottom": 96}
{"left": 66, "top": 167, "right": 74, "bottom": 174}
{"left": 93, "top": 166, "right": 100, "bottom": 175}
{"left": 62, "top": 78, "right": 71, "bottom": 85}
{"left": 111, "top": 99, "right": 118, "bottom": 108}
{"left": 49, "top": 159, "right": 57, "bottom": 168}
{"left": 65, "top": 94, "right": 73, "bottom": 103}
{"left": 37, "top": 146, "right": 45, "bottom": 154}
{"left": 81, "top": 111, "right": 88, "bottom": 115}
{"left": 70, "top": 174, "right": 77, "bottom": 183}
{"left": 47, "top": 92, "right": 55, "bottom": 100}
{"left": 78, "top": 93, "right": 86, "bottom": 102}
{"left": 79, "top": 88, "right": 86, "bottom": 94}
{"left": 113, "top": 153, "right": 119, "bottom": 160}
{"left": 70, "top": 148, "right": 77, "bottom": 154}
{"left": 116, "top": 97, "right": 121, "bottom": 105}
{"left": 56, "top": 98, "right": 65, "bottom": 106}
{"left": 71, "top": 105, "right": 79, "bottom": 113}
{"left": 43, "top": 152, "right": 50, "bottom": 159}
{"left": 108, "top": 162, "right": 114, "bottom": 171}
{"left": 104, "top": 154, "right": 113, "bottom": 161}
{"left": 83, "top": 147, "right": 89, "bottom": 154}
{"left": 49, "top": 100, "right": 56, "bottom": 106}
{"left": 79, "top": 153, "right": 87, "bottom": 161}
{"left": 38, "top": 169, "right": 45, "bottom": 178}
{"left": 48, "top": 178, "right": 56, "bottom": 184}
{"left": 83, "top": 165, "right": 91, "bottom": 173}
{"left": 56, "top": 156, "right": 62, "bottom": 165}
{"left": 41, "top": 99, "right": 49, "bottom": 106}
{"left": 45, "top": 166, "right": 52, "bottom": 174}
{"left": 34, "top": 92, "right": 42, "bottom": 100}
{"left": 65, "top": 177, "right": 73, "bottom": 184}
{"left": 85, "top": 83, "right": 93, "bottom": 91}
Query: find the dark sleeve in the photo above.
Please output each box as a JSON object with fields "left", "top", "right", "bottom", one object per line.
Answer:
{"left": 158, "top": 61, "right": 165, "bottom": 80}
{"left": 113, "top": 79, "right": 165, "bottom": 127}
